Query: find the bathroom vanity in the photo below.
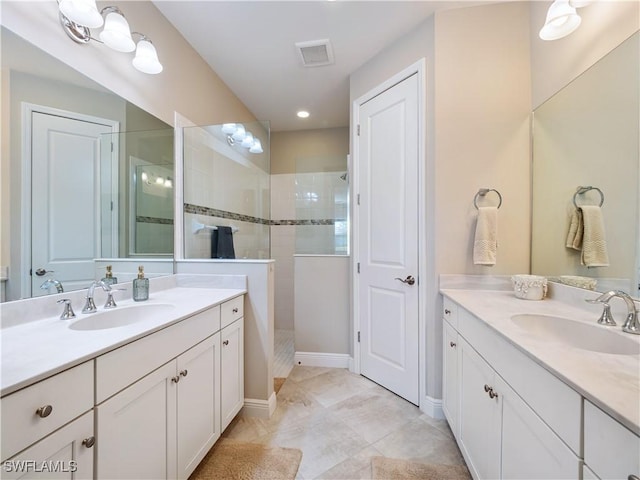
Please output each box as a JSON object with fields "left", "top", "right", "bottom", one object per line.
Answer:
{"left": 0, "top": 276, "right": 246, "bottom": 480}
{"left": 441, "top": 286, "right": 640, "bottom": 480}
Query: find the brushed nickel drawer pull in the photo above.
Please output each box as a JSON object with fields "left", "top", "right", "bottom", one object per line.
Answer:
{"left": 444, "top": 309, "right": 451, "bottom": 315}
{"left": 36, "top": 405, "right": 53, "bottom": 418}
{"left": 489, "top": 388, "right": 499, "bottom": 399}
{"left": 223, "top": 340, "right": 229, "bottom": 346}
{"left": 171, "top": 376, "right": 180, "bottom": 383}
{"left": 449, "top": 341, "right": 456, "bottom": 348}
{"left": 82, "top": 436, "right": 95, "bottom": 448}
{"left": 232, "top": 307, "right": 239, "bottom": 313}
{"left": 179, "top": 369, "right": 188, "bottom": 377}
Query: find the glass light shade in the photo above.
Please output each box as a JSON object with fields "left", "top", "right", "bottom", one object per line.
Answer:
{"left": 59, "top": 0, "right": 103, "bottom": 28}
{"left": 132, "top": 40, "right": 163, "bottom": 74}
{"left": 156, "top": 177, "right": 165, "bottom": 185}
{"left": 221, "top": 123, "right": 237, "bottom": 134}
{"left": 232, "top": 124, "right": 246, "bottom": 141}
{"left": 241, "top": 132, "right": 254, "bottom": 147}
{"left": 99, "top": 12, "right": 135, "bottom": 52}
{"left": 249, "top": 139, "right": 263, "bottom": 154}
{"left": 539, "top": 1, "right": 581, "bottom": 40}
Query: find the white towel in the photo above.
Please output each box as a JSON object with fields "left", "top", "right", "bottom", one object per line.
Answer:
{"left": 473, "top": 206, "right": 498, "bottom": 266}
{"left": 580, "top": 205, "right": 610, "bottom": 267}
{"left": 565, "top": 208, "right": 583, "bottom": 251}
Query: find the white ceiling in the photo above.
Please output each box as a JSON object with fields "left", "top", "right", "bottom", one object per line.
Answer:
{"left": 154, "top": 1, "right": 480, "bottom": 132}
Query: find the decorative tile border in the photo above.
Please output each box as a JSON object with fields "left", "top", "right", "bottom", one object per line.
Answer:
{"left": 136, "top": 216, "right": 174, "bottom": 225}
{"left": 184, "top": 203, "right": 338, "bottom": 226}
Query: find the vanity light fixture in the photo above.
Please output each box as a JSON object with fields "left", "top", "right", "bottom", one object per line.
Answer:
{"left": 539, "top": 0, "right": 590, "bottom": 41}
{"left": 221, "top": 123, "right": 264, "bottom": 154}
{"left": 57, "top": 2, "right": 163, "bottom": 74}
{"left": 297, "top": 110, "right": 310, "bottom": 118}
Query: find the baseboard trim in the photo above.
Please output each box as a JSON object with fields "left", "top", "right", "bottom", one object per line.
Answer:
{"left": 294, "top": 352, "right": 351, "bottom": 368}
{"left": 242, "top": 392, "right": 277, "bottom": 419}
{"left": 421, "top": 395, "right": 445, "bottom": 419}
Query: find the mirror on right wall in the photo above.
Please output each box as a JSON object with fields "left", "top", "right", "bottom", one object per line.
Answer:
{"left": 531, "top": 32, "right": 639, "bottom": 299}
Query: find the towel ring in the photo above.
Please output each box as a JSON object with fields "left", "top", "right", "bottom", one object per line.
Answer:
{"left": 473, "top": 188, "right": 502, "bottom": 209}
{"left": 572, "top": 186, "right": 604, "bottom": 208}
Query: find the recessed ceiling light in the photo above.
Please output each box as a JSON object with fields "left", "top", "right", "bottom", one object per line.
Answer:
{"left": 297, "top": 110, "right": 310, "bottom": 119}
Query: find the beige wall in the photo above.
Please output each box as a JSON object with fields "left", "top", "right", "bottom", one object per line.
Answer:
{"left": 350, "top": 2, "right": 532, "bottom": 402}
{"left": 270, "top": 127, "right": 349, "bottom": 175}
{"left": 530, "top": 0, "right": 639, "bottom": 109}
{"left": 0, "top": 0, "right": 255, "bottom": 127}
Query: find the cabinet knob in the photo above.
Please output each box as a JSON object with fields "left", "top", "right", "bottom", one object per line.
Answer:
{"left": 82, "top": 436, "right": 95, "bottom": 448}
{"left": 232, "top": 307, "right": 239, "bottom": 313}
{"left": 449, "top": 341, "right": 456, "bottom": 348}
{"left": 484, "top": 384, "right": 491, "bottom": 393}
{"left": 444, "top": 309, "right": 451, "bottom": 315}
{"left": 35, "top": 405, "right": 53, "bottom": 418}
{"left": 171, "top": 376, "right": 180, "bottom": 383}
{"left": 489, "top": 389, "right": 499, "bottom": 399}
{"left": 179, "top": 369, "right": 188, "bottom": 377}
{"left": 628, "top": 476, "right": 640, "bottom": 480}
{"left": 223, "top": 340, "right": 229, "bottom": 346}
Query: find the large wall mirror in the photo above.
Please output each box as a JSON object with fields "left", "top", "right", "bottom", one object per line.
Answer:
{"left": 531, "top": 32, "right": 639, "bottom": 299}
{"left": 1, "top": 27, "right": 174, "bottom": 302}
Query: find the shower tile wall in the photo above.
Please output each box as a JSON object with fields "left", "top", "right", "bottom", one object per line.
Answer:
{"left": 270, "top": 172, "right": 348, "bottom": 331}
{"left": 183, "top": 125, "right": 270, "bottom": 259}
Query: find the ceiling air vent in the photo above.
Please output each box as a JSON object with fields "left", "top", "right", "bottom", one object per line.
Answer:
{"left": 295, "top": 39, "right": 334, "bottom": 68}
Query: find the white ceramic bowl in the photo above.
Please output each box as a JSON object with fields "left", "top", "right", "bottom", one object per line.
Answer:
{"left": 511, "top": 274, "right": 548, "bottom": 300}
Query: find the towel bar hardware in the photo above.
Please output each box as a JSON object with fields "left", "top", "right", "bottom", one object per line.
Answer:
{"left": 192, "top": 219, "right": 239, "bottom": 234}
{"left": 572, "top": 186, "right": 604, "bottom": 208}
{"left": 473, "top": 188, "right": 502, "bottom": 209}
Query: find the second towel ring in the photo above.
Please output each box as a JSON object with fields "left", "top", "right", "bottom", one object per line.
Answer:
{"left": 572, "top": 186, "right": 604, "bottom": 208}
{"left": 474, "top": 188, "right": 502, "bottom": 209}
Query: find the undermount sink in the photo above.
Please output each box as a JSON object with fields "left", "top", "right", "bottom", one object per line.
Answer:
{"left": 511, "top": 314, "right": 640, "bottom": 356}
{"left": 69, "top": 303, "right": 176, "bottom": 331}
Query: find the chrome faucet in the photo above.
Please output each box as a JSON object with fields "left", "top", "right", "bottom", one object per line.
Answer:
{"left": 82, "top": 280, "right": 112, "bottom": 314}
{"left": 40, "top": 278, "right": 64, "bottom": 294}
{"left": 587, "top": 290, "right": 640, "bottom": 335}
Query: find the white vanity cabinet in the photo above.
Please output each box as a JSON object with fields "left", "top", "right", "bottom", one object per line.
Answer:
{"left": 1, "top": 361, "right": 95, "bottom": 477}
{"left": 443, "top": 298, "right": 581, "bottom": 479}
{"left": 221, "top": 317, "right": 244, "bottom": 431}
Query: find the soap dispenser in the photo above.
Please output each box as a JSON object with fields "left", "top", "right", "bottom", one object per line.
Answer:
{"left": 101, "top": 265, "right": 118, "bottom": 286}
{"left": 132, "top": 265, "right": 149, "bottom": 302}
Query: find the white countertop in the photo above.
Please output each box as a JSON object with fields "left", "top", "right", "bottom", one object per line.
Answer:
{"left": 441, "top": 288, "right": 640, "bottom": 436}
{"left": 1, "top": 285, "right": 245, "bottom": 397}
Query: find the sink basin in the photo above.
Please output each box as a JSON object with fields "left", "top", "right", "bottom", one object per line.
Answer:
{"left": 69, "top": 304, "right": 175, "bottom": 331}
{"left": 511, "top": 314, "right": 640, "bottom": 355}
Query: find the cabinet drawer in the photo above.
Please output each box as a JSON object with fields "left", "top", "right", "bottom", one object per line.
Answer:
{"left": 1, "top": 361, "right": 94, "bottom": 461}
{"left": 584, "top": 400, "right": 640, "bottom": 479}
{"left": 221, "top": 296, "right": 243, "bottom": 329}
{"left": 96, "top": 306, "right": 220, "bottom": 403}
{"left": 442, "top": 296, "right": 458, "bottom": 328}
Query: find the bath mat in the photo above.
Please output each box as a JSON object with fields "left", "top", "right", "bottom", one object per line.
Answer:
{"left": 274, "top": 377, "right": 286, "bottom": 394}
{"left": 371, "top": 456, "right": 471, "bottom": 480}
{"left": 189, "top": 442, "right": 302, "bottom": 480}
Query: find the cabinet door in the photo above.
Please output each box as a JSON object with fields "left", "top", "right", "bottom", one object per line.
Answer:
{"left": 3, "top": 411, "right": 94, "bottom": 480}
{"left": 96, "top": 362, "right": 177, "bottom": 480}
{"left": 458, "top": 338, "right": 501, "bottom": 480}
{"left": 442, "top": 320, "right": 459, "bottom": 437}
{"left": 221, "top": 319, "right": 244, "bottom": 432}
{"left": 497, "top": 376, "right": 579, "bottom": 479}
{"left": 176, "top": 334, "right": 221, "bottom": 480}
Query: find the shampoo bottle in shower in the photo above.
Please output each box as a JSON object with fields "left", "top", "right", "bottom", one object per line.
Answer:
{"left": 101, "top": 265, "right": 118, "bottom": 286}
{"left": 132, "top": 265, "right": 149, "bottom": 302}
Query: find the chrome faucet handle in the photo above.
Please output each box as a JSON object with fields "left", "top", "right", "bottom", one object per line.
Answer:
{"left": 57, "top": 299, "right": 76, "bottom": 320}
{"left": 104, "top": 288, "right": 125, "bottom": 309}
{"left": 586, "top": 292, "right": 617, "bottom": 326}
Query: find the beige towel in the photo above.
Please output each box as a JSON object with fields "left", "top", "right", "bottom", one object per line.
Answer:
{"left": 580, "top": 205, "right": 610, "bottom": 267}
{"left": 565, "top": 208, "right": 583, "bottom": 250}
{"left": 473, "top": 206, "right": 498, "bottom": 266}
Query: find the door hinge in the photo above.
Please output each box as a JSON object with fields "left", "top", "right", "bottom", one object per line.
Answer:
{"left": 357, "top": 262, "right": 360, "bottom": 274}
{"left": 357, "top": 194, "right": 360, "bottom": 205}
{"left": 110, "top": 201, "right": 114, "bottom": 211}
{"left": 357, "top": 331, "right": 361, "bottom": 343}
{"left": 357, "top": 124, "right": 360, "bottom": 136}
{"left": 110, "top": 142, "right": 114, "bottom": 152}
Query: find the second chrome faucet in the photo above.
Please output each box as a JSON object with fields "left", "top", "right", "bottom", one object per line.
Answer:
{"left": 587, "top": 290, "right": 640, "bottom": 335}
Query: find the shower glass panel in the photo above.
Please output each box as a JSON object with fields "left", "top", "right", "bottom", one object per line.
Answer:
{"left": 100, "top": 128, "right": 175, "bottom": 258}
{"left": 182, "top": 121, "right": 271, "bottom": 259}
{"left": 295, "top": 156, "right": 349, "bottom": 255}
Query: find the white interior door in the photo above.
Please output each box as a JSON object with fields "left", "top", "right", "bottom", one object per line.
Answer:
{"left": 31, "top": 111, "right": 114, "bottom": 296}
{"left": 357, "top": 73, "right": 419, "bottom": 405}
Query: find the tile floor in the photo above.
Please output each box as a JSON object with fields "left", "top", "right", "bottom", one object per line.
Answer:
{"left": 274, "top": 329, "right": 295, "bottom": 378}
{"left": 220, "top": 366, "right": 467, "bottom": 479}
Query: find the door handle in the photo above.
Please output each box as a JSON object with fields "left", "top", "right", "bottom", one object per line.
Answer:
{"left": 394, "top": 275, "right": 415, "bottom": 286}
{"left": 35, "top": 268, "right": 54, "bottom": 276}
